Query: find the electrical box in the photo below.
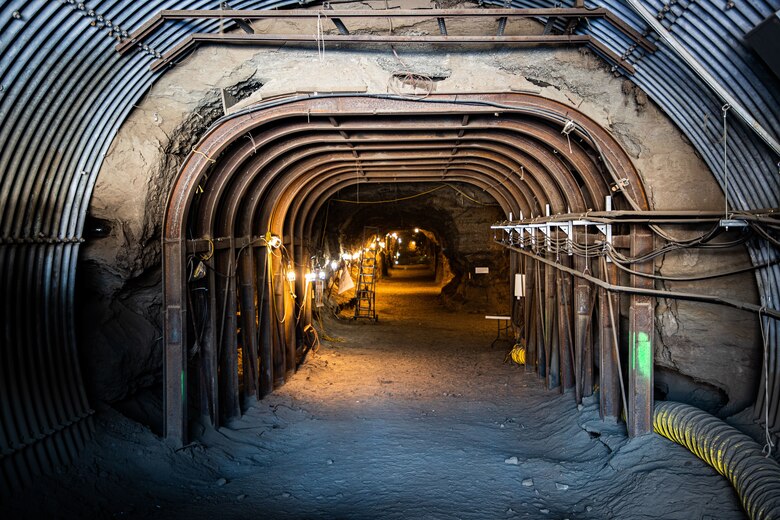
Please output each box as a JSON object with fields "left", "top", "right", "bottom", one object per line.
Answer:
{"left": 475, "top": 267, "right": 489, "bottom": 274}
{"left": 514, "top": 273, "right": 526, "bottom": 299}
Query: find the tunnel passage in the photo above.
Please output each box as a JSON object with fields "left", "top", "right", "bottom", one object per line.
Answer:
{"left": 162, "top": 92, "right": 653, "bottom": 444}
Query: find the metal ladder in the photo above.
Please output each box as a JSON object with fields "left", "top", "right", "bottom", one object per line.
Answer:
{"left": 354, "top": 229, "right": 379, "bottom": 321}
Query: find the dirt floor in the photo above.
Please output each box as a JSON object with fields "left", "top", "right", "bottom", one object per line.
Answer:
{"left": 4, "top": 266, "right": 745, "bottom": 519}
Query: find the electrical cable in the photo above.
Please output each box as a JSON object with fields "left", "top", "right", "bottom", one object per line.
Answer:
{"left": 498, "top": 240, "right": 780, "bottom": 320}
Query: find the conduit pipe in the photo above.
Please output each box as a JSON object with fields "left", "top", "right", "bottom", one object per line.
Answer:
{"left": 654, "top": 401, "right": 780, "bottom": 520}
{"left": 497, "top": 242, "right": 780, "bottom": 321}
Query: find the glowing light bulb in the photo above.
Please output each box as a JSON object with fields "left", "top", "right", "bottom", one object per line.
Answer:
{"left": 286, "top": 268, "right": 296, "bottom": 282}
{"left": 330, "top": 260, "right": 339, "bottom": 270}
{"left": 318, "top": 270, "right": 326, "bottom": 280}
{"left": 414, "top": 228, "right": 420, "bottom": 233}
{"left": 305, "top": 272, "right": 316, "bottom": 282}
{"left": 397, "top": 238, "right": 402, "bottom": 244}
{"left": 378, "top": 241, "right": 385, "bottom": 249}
{"left": 341, "top": 253, "right": 352, "bottom": 261}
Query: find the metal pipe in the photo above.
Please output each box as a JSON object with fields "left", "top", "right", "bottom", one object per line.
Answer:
{"left": 499, "top": 241, "right": 780, "bottom": 321}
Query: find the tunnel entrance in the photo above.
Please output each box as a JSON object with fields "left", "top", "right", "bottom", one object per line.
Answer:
{"left": 162, "top": 92, "right": 651, "bottom": 445}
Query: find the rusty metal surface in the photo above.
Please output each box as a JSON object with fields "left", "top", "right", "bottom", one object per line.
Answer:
{"left": 161, "top": 93, "right": 642, "bottom": 442}
{"left": 3, "top": 0, "right": 779, "bottom": 487}
{"left": 149, "top": 33, "right": 635, "bottom": 74}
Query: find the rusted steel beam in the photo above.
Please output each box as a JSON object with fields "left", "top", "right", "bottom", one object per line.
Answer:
{"left": 535, "top": 259, "right": 546, "bottom": 379}
{"left": 118, "top": 8, "right": 610, "bottom": 53}
{"left": 215, "top": 244, "right": 241, "bottom": 423}
{"left": 256, "top": 246, "right": 274, "bottom": 398}
{"left": 557, "top": 255, "right": 575, "bottom": 392}
{"left": 545, "top": 250, "right": 559, "bottom": 390}
{"left": 627, "top": 225, "right": 654, "bottom": 437}
{"left": 118, "top": 7, "right": 655, "bottom": 55}
{"left": 162, "top": 238, "right": 188, "bottom": 445}
{"left": 161, "top": 94, "right": 646, "bottom": 442}
{"left": 599, "top": 260, "right": 621, "bottom": 420}
{"left": 201, "top": 268, "right": 220, "bottom": 427}
{"left": 573, "top": 251, "right": 594, "bottom": 401}
{"left": 150, "top": 33, "right": 634, "bottom": 74}
{"left": 524, "top": 256, "right": 537, "bottom": 373}
{"left": 270, "top": 252, "right": 286, "bottom": 388}
{"left": 239, "top": 246, "right": 259, "bottom": 401}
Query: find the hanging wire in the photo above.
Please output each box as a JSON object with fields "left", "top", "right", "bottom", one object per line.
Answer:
{"left": 759, "top": 307, "right": 776, "bottom": 458}
{"left": 722, "top": 103, "right": 732, "bottom": 219}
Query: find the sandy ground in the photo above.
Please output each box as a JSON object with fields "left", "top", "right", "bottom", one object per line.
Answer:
{"left": 4, "top": 266, "right": 745, "bottom": 519}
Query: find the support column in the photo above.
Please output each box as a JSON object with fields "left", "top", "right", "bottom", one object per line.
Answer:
{"left": 256, "top": 246, "right": 273, "bottom": 397}
{"left": 270, "top": 253, "right": 286, "bottom": 387}
{"left": 557, "top": 256, "right": 575, "bottom": 392}
{"left": 163, "top": 238, "right": 187, "bottom": 445}
{"left": 524, "top": 256, "right": 537, "bottom": 373}
{"left": 599, "top": 260, "right": 621, "bottom": 420}
{"left": 573, "top": 252, "right": 594, "bottom": 401}
{"left": 535, "top": 259, "right": 546, "bottom": 378}
{"left": 545, "top": 251, "right": 559, "bottom": 389}
{"left": 239, "top": 245, "right": 259, "bottom": 402}
{"left": 215, "top": 242, "right": 240, "bottom": 424}
{"left": 628, "top": 225, "right": 654, "bottom": 437}
{"left": 202, "top": 262, "right": 219, "bottom": 427}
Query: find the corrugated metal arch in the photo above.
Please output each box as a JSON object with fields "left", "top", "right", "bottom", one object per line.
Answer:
{"left": 1, "top": 0, "right": 779, "bottom": 486}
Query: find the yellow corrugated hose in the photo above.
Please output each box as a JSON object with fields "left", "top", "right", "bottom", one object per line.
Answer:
{"left": 508, "top": 343, "right": 526, "bottom": 365}
{"left": 654, "top": 401, "right": 780, "bottom": 519}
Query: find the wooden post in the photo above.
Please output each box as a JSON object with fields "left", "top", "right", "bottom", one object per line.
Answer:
{"left": 599, "top": 260, "right": 621, "bottom": 420}
{"left": 628, "top": 225, "right": 654, "bottom": 437}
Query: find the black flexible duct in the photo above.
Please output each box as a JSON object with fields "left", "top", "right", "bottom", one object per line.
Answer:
{"left": 654, "top": 401, "right": 780, "bottom": 519}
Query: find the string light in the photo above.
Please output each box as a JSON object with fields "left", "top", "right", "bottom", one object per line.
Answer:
{"left": 330, "top": 260, "right": 339, "bottom": 270}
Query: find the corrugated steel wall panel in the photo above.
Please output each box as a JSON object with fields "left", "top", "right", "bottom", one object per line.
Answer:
{"left": 0, "top": 0, "right": 778, "bottom": 485}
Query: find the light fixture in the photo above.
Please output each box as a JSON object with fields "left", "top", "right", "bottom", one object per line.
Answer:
{"left": 391, "top": 233, "right": 398, "bottom": 238}
{"left": 330, "top": 260, "right": 339, "bottom": 270}
{"left": 397, "top": 238, "right": 402, "bottom": 244}
{"left": 305, "top": 272, "right": 316, "bottom": 282}
{"left": 318, "top": 270, "right": 326, "bottom": 280}
{"left": 370, "top": 242, "right": 377, "bottom": 250}
{"left": 414, "top": 228, "right": 420, "bottom": 233}
{"left": 266, "top": 233, "right": 282, "bottom": 249}
{"left": 378, "top": 241, "right": 385, "bottom": 249}
{"left": 286, "top": 267, "right": 296, "bottom": 282}
{"left": 341, "top": 252, "right": 352, "bottom": 261}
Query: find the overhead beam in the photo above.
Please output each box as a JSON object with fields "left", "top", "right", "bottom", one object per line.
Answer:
{"left": 118, "top": 7, "right": 655, "bottom": 55}
{"left": 149, "top": 33, "right": 634, "bottom": 74}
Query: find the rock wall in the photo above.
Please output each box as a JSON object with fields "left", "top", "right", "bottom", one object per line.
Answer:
{"left": 79, "top": 1, "right": 759, "bottom": 414}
